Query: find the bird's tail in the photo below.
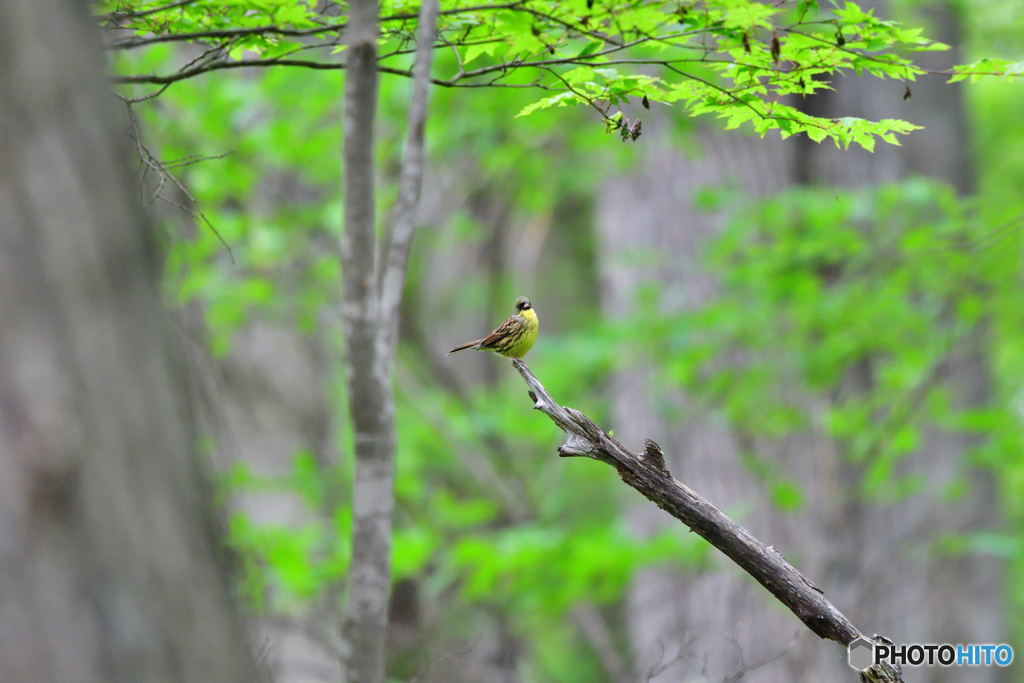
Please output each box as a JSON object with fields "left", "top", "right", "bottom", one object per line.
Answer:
{"left": 448, "top": 339, "right": 482, "bottom": 354}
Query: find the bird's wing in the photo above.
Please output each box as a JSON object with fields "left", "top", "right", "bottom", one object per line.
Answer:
{"left": 477, "top": 315, "right": 524, "bottom": 349}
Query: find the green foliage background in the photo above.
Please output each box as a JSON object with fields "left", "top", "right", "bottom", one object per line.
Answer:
{"left": 103, "top": 0, "right": 1024, "bottom": 679}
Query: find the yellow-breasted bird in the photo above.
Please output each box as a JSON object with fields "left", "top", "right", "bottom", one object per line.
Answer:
{"left": 448, "top": 296, "right": 539, "bottom": 359}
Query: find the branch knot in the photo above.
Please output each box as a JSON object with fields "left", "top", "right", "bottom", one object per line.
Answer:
{"left": 642, "top": 438, "right": 672, "bottom": 478}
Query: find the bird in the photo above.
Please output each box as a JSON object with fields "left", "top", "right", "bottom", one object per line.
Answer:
{"left": 448, "top": 296, "right": 539, "bottom": 359}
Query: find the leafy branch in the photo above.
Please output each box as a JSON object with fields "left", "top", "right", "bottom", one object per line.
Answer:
{"left": 99, "top": 0, "right": 1023, "bottom": 149}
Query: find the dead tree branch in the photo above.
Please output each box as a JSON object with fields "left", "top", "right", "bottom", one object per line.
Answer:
{"left": 510, "top": 359, "right": 902, "bottom": 683}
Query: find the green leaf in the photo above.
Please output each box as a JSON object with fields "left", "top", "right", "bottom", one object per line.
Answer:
{"left": 515, "top": 91, "right": 577, "bottom": 118}
{"left": 463, "top": 41, "right": 500, "bottom": 65}
{"left": 576, "top": 39, "right": 603, "bottom": 58}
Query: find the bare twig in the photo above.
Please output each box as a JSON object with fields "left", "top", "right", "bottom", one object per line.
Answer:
{"left": 544, "top": 67, "right": 617, "bottom": 124}
{"left": 114, "top": 81, "right": 172, "bottom": 103}
{"left": 109, "top": 28, "right": 706, "bottom": 88}
{"left": 721, "top": 632, "right": 799, "bottom": 682}
{"left": 510, "top": 358, "right": 903, "bottom": 682}
{"left": 163, "top": 151, "right": 234, "bottom": 169}
{"left": 112, "top": 56, "right": 564, "bottom": 90}
{"left": 113, "top": 57, "right": 343, "bottom": 84}
{"left": 107, "top": 23, "right": 341, "bottom": 49}
{"left": 119, "top": 99, "right": 234, "bottom": 261}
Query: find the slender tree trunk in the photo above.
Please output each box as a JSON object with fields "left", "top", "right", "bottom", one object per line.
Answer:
{"left": 380, "top": 0, "right": 439, "bottom": 364}
{"left": 0, "top": 1, "right": 258, "bottom": 681}
{"left": 338, "top": 2, "right": 392, "bottom": 680}
{"left": 339, "top": 1, "right": 438, "bottom": 680}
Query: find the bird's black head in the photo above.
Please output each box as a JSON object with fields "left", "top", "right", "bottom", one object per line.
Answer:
{"left": 514, "top": 296, "right": 532, "bottom": 311}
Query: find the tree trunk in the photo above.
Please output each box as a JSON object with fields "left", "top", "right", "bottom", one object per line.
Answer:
{"left": 337, "top": 2, "right": 393, "bottom": 680}
{"left": 597, "top": 4, "right": 1000, "bottom": 681}
{"left": 339, "top": 1, "right": 438, "bottom": 680}
{"left": 597, "top": 126, "right": 801, "bottom": 681}
{"left": 0, "top": 1, "right": 258, "bottom": 681}
{"left": 795, "top": 4, "right": 1002, "bottom": 680}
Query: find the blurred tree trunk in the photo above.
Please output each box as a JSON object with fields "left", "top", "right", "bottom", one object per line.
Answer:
{"left": 795, "top": 3, "right": 1002, "bottom": 680}
{"left": 336, "top": 1, "right": 393, "bottom": 678}
{"left": 0, "top": 0, "right": 258, "bottom": 681}
{"left": 596, "top": 127, "right": 802, "bottom": 681}
{"left": 213, "top": 324, "right": 343, "bottom": 683}
{"left": 600, "top": 4, "right": 1001, "bottom": 682}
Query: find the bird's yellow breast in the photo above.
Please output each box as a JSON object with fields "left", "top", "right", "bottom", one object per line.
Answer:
{"left": 520, "top": 307, "right": 539, "bottom": 329}
{"left": 506, "top": 307, "right": 538, "bottom": 358}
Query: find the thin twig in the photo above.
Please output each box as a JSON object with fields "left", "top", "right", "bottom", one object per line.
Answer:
{"left": 120, "top": 100, "right": 235, "bottom": 261}
{"left": 109, "top": 27, "right": 708, "bottom": 87}
{"left": 544, "top": 67, "right": 617, "bottom": 124}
